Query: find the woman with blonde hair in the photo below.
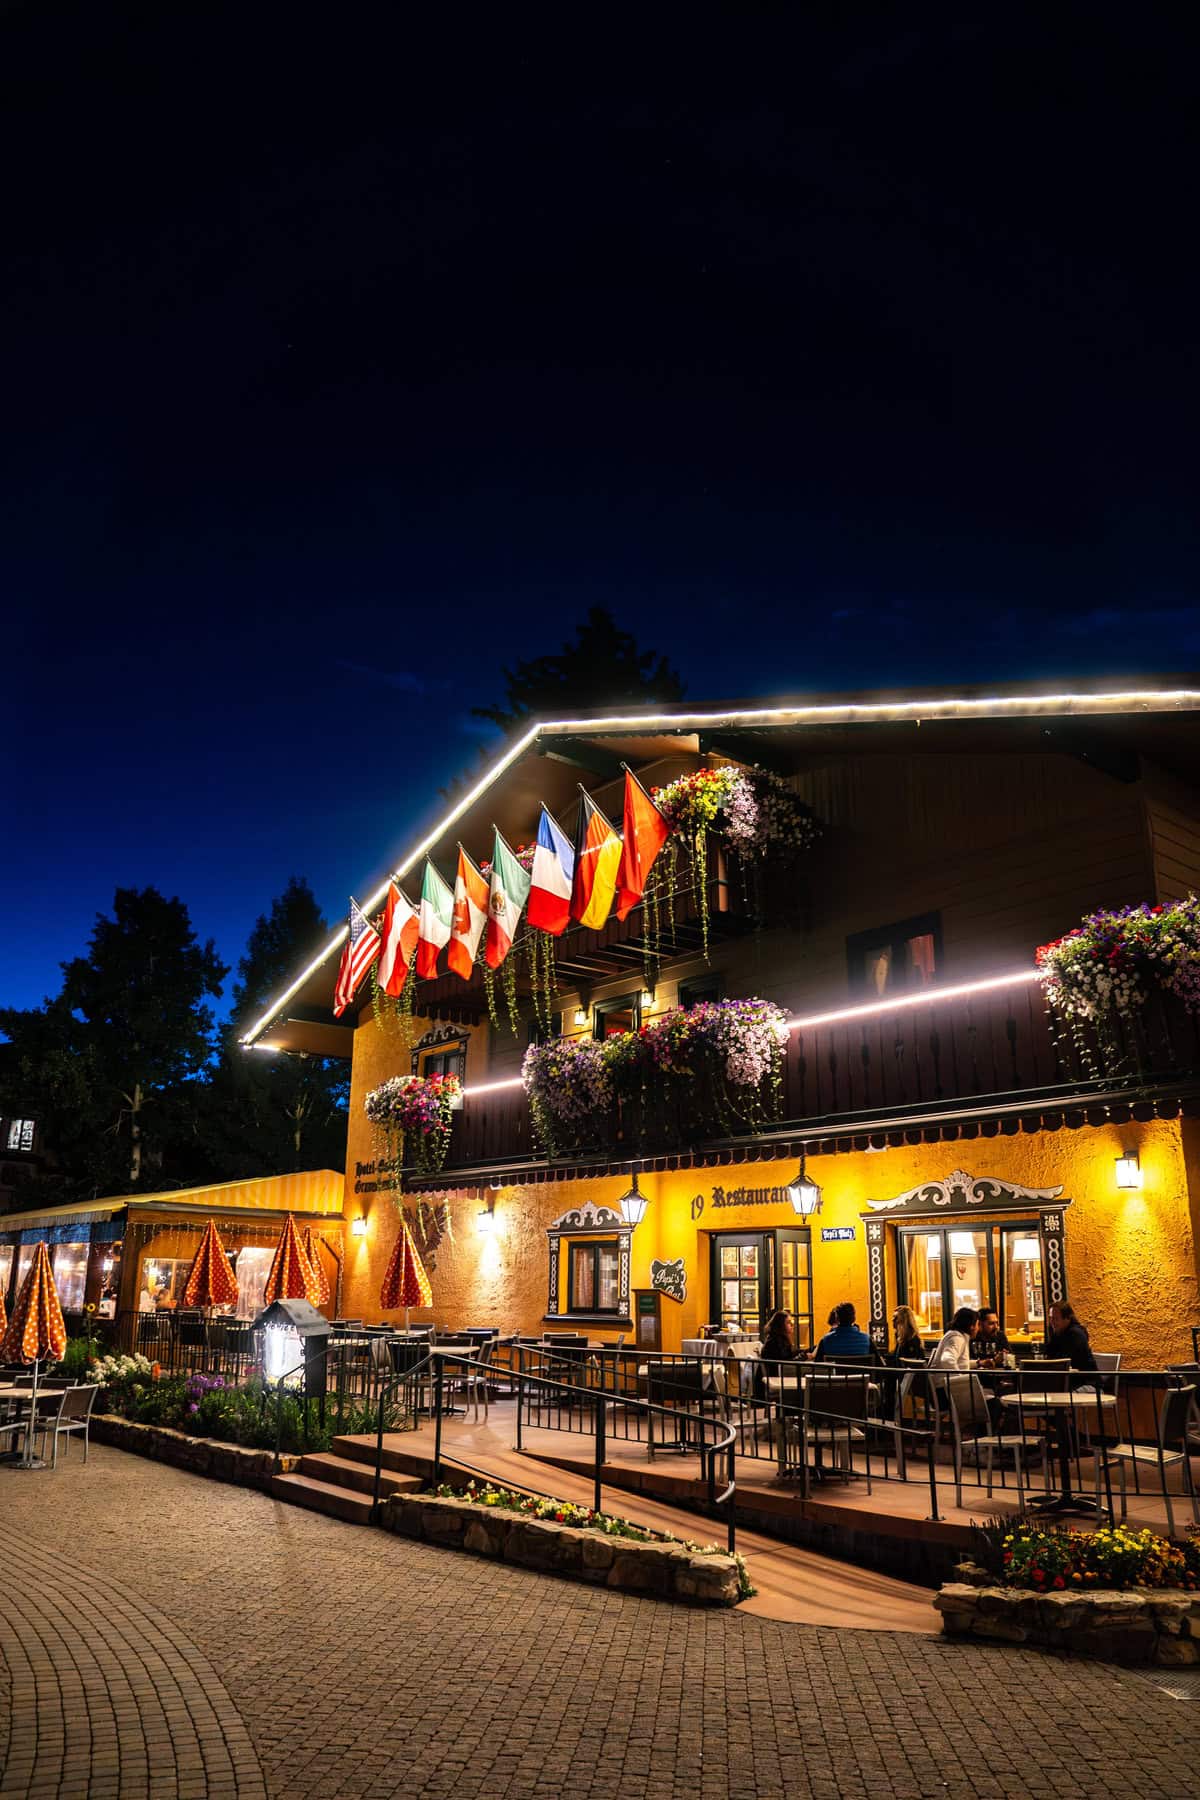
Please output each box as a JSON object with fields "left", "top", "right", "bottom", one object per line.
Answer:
{"left": 890, "top": 1305, "right": 926, "bottom": 1363}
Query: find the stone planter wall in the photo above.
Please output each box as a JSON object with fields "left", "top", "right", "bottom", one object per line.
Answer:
{"left": 380, "top": 1493, "right": 741, "bottom": 1606}
{"left": 935, "top": 1580, "right": 1200, "bottom": 1665}
{"left": 92, "top": 1414, "right": 299, "bottom": 1489}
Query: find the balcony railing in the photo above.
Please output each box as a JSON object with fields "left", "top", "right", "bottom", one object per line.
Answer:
{"left": 410, "top": 980, "right": 1200, "bottom": 1185}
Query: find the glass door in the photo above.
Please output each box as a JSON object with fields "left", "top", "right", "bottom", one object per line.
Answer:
{"left": 775, "top": 1228, "right": 814, "bottom": 1352}
{"left": 710, "top": 1233, "right": 771, "bottom": 1334}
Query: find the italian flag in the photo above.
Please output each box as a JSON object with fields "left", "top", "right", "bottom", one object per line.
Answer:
{"left": 416, "top": 859, "right": 454, "bottom": 979}
{"left": 448, "top": 846, "right": 489, "bottom": 980}
{"left": 378, "top": 882, "right": 420, "bottom": 995}
{"left": 485, "top": 830, "right": 532, "bottom": 969}
{"left": 570, "top": 792, "right": 622, "bottom": 931}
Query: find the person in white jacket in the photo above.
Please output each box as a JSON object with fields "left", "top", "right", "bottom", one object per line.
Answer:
{"left": 931, "top": 1307, "right": 980, "bottom": 1370}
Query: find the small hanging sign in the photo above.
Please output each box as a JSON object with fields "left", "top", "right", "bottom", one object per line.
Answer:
{"left": 820, "top": 1227, "right": 856, "bottom": 1243}
{"left": 650, "top": 1257, "right": 687, "bottom": 1304}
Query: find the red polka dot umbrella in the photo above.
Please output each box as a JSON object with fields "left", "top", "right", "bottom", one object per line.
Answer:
{"left": 2, "top": 1242, "right": 67, "bottom": 1468}
{"left": 182, "top": 1220, "right": 239, "bottom": 1310}
{"left": 301, "top": 1228, "right": 332, "bottom": 1309}
{"left": 263, "top": 1214, "right": 322, "bottom": 1306}
{"left": 0, "top": 1286, "right": 7, "bottom": 1343}
{"left": 380, "top": 1214, "right": 433, "bottom": 1333}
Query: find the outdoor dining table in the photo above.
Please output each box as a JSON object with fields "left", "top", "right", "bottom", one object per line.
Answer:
{"left": 999, "top": 1389, "right": 1117, "bottom": 1517}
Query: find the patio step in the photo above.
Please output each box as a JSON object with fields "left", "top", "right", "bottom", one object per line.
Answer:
{"left": 269, "top": 1472, "right": 379, "bottom": 1525}
{"left": 296, "top": 1453, "right": 423, "bottom": 1499}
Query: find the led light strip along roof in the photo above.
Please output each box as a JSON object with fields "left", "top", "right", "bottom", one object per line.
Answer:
{"left": 240, "top": 684, "right": 1200, "bottom": 1045}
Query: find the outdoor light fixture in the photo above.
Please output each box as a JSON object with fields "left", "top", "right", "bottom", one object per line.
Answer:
{"left": 573, "top": 1008, "right": 588, "bottom": 1026}
{"left": 263, "top": 1324, "right": 301, "bottom": 1382}
{"left": 351, "top": 1216, "right": 368, "bottom": 1239}
{"left": 1011, "top": 1237, "right": 1040, "bottom": 1262}
{"left": 477, "top": 1203, "right": 496, "bottom": 1236}
{"left": 617, "top": 1171, "right": 649, "bottom": 1226}
{"left": 786, "top": 1151, "right": 822, "bottom": 1217}
{"left": 641, "top": 989, "right": 655, "bottom": 1011}
{"left": 1115, "top": 1149, "right": 1143, "bottom": 1190}
{"left": 948, "top": 1231, "right": 977, "bottom": 1255}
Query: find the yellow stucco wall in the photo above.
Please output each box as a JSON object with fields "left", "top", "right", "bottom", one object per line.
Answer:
{"left": 339, "top": 1107, "right": 1200, "bottom": 1363}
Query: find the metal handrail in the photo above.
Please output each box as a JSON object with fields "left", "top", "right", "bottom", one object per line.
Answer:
{"left": 368, "top": 1348, "right": 739, "bottom": 1554}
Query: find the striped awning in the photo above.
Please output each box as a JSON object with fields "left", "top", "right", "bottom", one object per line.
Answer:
{"left": 0, "top": 1200, "right": 125, "bottom": 1243}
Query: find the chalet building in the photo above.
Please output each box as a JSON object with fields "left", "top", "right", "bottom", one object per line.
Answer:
{"left": 243, "top": 682, "right": 1200, "bottom": 1367}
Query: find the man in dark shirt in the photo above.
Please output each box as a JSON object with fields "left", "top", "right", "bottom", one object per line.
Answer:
{"left": 1045, "top": 1302, "right": 1098, "bottom": 1374}
{"left": 972, "top": 1307, "right": 1011, "bottom": 1367}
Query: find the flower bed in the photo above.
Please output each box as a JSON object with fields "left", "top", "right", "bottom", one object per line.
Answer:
{"left": 1037, "top": 895, "right": 1200, "bottom": 1019}
{"left": 90, "top": 1413, "right": 300, "bottom": 1489}
{"left": 88, "top": 1357, "right": 359, "bottom": 1454}
{"left": 379, "top": 1481, "right": 751, "bottom": 1605}
{"left": 523, "top": 995, "right": 789, "bottom": 1156}
{"left": 935, "top": 1523, "right": 1200, "bottom": 1663}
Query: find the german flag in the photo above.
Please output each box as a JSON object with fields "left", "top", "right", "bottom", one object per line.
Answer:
{"left": 570, "top": 791, "right": 622, "bottom": 931}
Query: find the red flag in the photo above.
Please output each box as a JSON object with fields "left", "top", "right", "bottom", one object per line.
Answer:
{"left": 615, "top": 769, "right": 671, "bottom": 920}
{"left": 378, "top": 883, "right": 419, "bottom": 995}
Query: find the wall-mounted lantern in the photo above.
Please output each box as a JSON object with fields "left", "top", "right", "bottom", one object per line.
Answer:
{"left": 1114, "top": 1149, "right": 1142, "bottom": 1190}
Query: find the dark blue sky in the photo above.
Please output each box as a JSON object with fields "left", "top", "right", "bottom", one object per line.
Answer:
{"left": 4, "top": 5, "right": 1199, "bottom": 1014}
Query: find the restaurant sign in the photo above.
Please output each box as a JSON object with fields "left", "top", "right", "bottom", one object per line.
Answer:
{"left": 710, "top": 1184, "right": 791, "bottom": 1209}
{"left": 820, "top": 1227, "right": 855, "bottom": 1242}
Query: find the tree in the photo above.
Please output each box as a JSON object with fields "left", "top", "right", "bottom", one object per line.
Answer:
{"left": 0, "top": 888, "right": 227, "bottom": 1198}
{"left": 471, "top": 605, "right": 686, "bottom": 734}
{"left": 194, "top": 879, "right": 349, "bottom": 1182}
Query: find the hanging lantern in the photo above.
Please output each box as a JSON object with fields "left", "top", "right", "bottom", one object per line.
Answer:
{"left": 786, "top": 1150, "right": 822, "bottom": 1217}
{"left": 617, "top": 1171, "right": 649, "bottom": 1226}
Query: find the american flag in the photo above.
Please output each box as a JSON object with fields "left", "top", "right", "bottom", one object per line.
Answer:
{"left": 332, "top": 898, "right": 381, "bottom": 1017}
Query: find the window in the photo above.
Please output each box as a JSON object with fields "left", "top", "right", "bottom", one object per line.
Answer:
{"left": 52, "top": 1242, "right": 88, "bottom": 1311}
{"left": 0, "top": 1245, "right": 13, "bottom": 1302}
{"left": 568, "top": 1241, "right": 621, "bottom": 1313}
{"left": 679, "top": 974, "right": 722, "bottom": 1010}
{"left": 846, "top": 913, "right": 941, "bottom": 997}
{"left": 234, "top": 1246, "right": 275, "bottom": 1321}
{"left": 422, "top": 1049, "right": 464, "bottom": 1081}
{"left": 6, "top": 1119, "right": 35, "bottom": 1152}
{"left": 593, "top": 992, "right": 641, "bottom": 1040}
{"left": 139, "top": 1257, "right": 193, "bottom": 1311}
{"left": 897, "top": 1222, "right": 1045, "bottom": 1341}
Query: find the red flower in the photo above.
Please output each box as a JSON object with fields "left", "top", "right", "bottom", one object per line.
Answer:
{"left": 1052, "top": 1576, "right": 1066, "bottom": 1589}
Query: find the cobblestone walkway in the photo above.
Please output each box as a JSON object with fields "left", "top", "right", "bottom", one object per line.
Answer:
{"left": 0, "top": 1447, "right": 1195, "bottom": 1800}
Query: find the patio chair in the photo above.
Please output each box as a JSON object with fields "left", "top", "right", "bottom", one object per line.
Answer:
{"left": 31, "top": 1382, "right": 97, "bottom": 1468}
{"left": 445, "top": 1338, "right": 493, "bottom": 1422}
{"left": 1105, "top": 1383, "right": 1199, "bottom": 1539}
{"left": 940, "top": 1373, "right": 1046, "bottom": 1508}
{"left": 800, "top": 1372, "right": 873, "bottom": 1492}
{"left": 646, "top": 1361, "right": 717, "bottom": 1459}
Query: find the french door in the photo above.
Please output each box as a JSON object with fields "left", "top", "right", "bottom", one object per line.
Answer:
{"left": 709, "top": 1230, "right": 813, "bottom": 1343}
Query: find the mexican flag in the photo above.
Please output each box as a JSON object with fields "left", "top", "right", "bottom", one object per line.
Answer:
{"left": 416, "top": 859, "right": 454, "bottom": 978}
{"left": 447, "top": 847, "right": 489, "bottom": 980}
{"left": 485, "top": 830, "right": 532, "bottom": 969}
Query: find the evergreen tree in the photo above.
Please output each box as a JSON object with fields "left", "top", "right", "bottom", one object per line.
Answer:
{"left": 195, "top": 879, "right": 349, "bottom": 1181}
{"left": 0, "top": 888, "right": 227, "bottom": 1198}
{"left": 472, "top": 605, "right": 686, "bottom": 734}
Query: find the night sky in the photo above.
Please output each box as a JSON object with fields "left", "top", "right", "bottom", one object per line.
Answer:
{"left": 4, "top": 6, "right": 1199, "bottom": 1014}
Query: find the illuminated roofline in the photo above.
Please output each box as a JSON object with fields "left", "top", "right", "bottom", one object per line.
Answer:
{"left": 240, "top": 680, "right": 1199, "bottom": 1044}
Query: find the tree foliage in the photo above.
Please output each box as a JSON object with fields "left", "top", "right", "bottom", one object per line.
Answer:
{"left": 471, "top": 605, "right": 686, "bottom": 734}
{"left": 0, "top": 888, "right": 227, "bottom": 1198}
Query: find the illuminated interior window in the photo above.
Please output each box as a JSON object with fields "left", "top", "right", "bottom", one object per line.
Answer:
{"left": 6, "top": 1119, "right": 35, "bottom": 1152}
{"left": 847, "top": 915, "right": 942, "bottom": 996}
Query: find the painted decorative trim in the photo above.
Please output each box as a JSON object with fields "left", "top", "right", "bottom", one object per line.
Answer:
{"left": 651, "top": 1258, "right": 687, "bottom": 1304}
{"left": 1040, "top": 1207, "right": 1068, "bottom": 1306}
{"left": 546, "top": 1200, "right": 633, "bottom": 1321}
{"left": 547, "top": 1200, "right": 627, "bottom": 1233}
{"left": 865, "top": 1218, "right": 887, "bottom": 1349}
{"left": 863, "top": 1170, "right": 1065, "bottom": 1216}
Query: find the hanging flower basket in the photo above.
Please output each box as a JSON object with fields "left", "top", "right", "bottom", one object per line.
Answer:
{"left": 1037, "top": 896, "right": 1200, "bottom": 1020}
{"left": 651, "top": 766, "right": 819, "bottom": 954}
{"left": 364, "top": 1073, "right": 461, "bottom": 1177}
{"left": 522, "top": 997, "right": 789, "bottom": 1156}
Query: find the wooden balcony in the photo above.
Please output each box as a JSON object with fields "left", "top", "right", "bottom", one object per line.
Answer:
{"left": 407, "top": 981, "right": 1200, "bottom": 1188}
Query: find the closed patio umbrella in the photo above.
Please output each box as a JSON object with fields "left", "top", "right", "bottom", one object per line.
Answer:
{"left": 182, "top": 1219, "right": 239, "bottom": 1310}
{"left": 263, "top": 1214, "right": 322, "bottom": 1306}
{"left": 2, "top": 1242, "right": 67, "bottom": 1468}
{"left": 0, "top": 1287, "right": 6, "bottom": 1342}
{"left": 380, "top": 1214, "right": 433, "bottom": 1334}
{"left": 301, "top": 1227, "right": 332, "bottom": 1309}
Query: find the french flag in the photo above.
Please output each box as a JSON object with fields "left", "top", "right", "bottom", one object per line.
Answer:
{"left": 527, "top": 805, "right": 575, "bottom": 935}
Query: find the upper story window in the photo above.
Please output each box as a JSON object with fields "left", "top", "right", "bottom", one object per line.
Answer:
{"left": 421, "top": 1049, "right": 464, "bottom": 1081}
{"left": 846, "top": 913, "right": 941, "bottom": 998}
{"left": 6, "top": 1119, "right": 35, "bottom": 1153}
{"left": 679, "top": 973, "right": 722, "bottom": 1010}
{"left": 593, "top": 992, "right": 642, "bottom": 1040}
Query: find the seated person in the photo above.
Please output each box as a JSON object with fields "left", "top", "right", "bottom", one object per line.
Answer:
{"left": 971, "top": 1307, "right": 1012, "bottom": 1367}
{"left": 813, "top": 1302, "right": 872, "bottom": 1362}
{"left": 931, "top": 1307, "right": 979, "bottom": 1370}
{"left": 888, "top": 1304, "right": 927, "bottom": 1364}
{"left": 1045, "top": 1301, "right": 1097, "bottom": 1375}
{"left": 756, "top": 1309, "right": 800, "bottom": 1396}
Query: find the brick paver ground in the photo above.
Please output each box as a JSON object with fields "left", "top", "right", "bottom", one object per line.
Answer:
{"left": 0, "top": 1447, "right": 1195, "bottom": 1800}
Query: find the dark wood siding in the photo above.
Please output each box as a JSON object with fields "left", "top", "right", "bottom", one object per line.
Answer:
{"left": 1145, "top": 761, "right": 1200, "bottom": 902}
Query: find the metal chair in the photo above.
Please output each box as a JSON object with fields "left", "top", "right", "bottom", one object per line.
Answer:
{"left": 1105, "top": 1383, "right": 1199, "bottom": 1539}
{"left": 646, "top": 1361, "right": 717, "bottom": 1459}
{"left": 801, "top": 1372, "right": 873, "bottom": 1492}
{"left": 941, "top": 1373, "right": 1045, "bottom": 1507}
{"left": 32, "top": 1383, "right": 97, "bottom": 1468}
